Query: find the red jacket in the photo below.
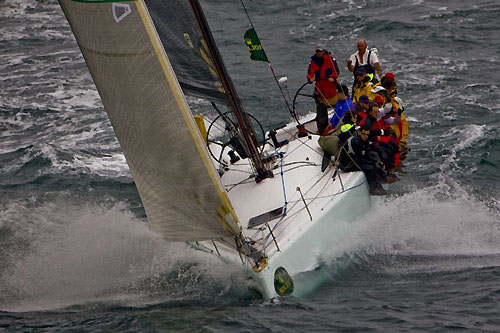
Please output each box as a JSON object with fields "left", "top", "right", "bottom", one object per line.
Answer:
{"left": 307, "top": 52, "right": 338, "bottom": 99}
{"left": 360, "top": 115, "right": 386, "bottom": 131}
{"left": 359, "top": 115, "right": 390, "bottom": 143}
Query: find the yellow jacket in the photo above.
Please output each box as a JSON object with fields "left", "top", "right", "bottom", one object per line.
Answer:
{"left": 390, "top": 113, "right": 409, "bottom": 143}
{"left": 353, "top": 81, "right": 375, "bottom": 103}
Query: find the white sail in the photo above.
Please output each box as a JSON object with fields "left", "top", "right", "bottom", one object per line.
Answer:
{"left": 58, "top": 0, "right": 240, "bottom": 243}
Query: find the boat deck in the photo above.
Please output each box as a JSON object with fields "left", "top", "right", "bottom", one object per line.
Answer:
{"left": 200, "top": 117, "right": 373, "bottom": 298}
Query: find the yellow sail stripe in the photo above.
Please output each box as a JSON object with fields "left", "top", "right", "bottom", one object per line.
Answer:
{"left": 134, "top": 1, "right": 239, "bottom": 230}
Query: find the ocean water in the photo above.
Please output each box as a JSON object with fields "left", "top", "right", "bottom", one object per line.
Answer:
{"left": 1, "top": 0, "right": 500, "bottom": 331}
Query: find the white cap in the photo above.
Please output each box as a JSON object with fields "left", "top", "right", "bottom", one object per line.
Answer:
{"left": 316, "top": 44, "right": 326, "bottom": 51}
{"left": 378, "top": 103, "right": 393, "bottom": 117}
{"left": 371, "top": 86, "right": 386, "bottom": 93}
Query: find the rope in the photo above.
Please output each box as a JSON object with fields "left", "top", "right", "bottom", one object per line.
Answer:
{"left": 247, "top": 147, "right": 290, "bottom": 250}
{"left": 280, "top": 125, "right": 324, "bottom": 158}
{"left": 239, "top": 0, "right": 294, "bottom": 117}
{"left": 259, "top": 174, "right": 366, "bottom": 251}
{"left": 253, "top": 128, "right": 368, "bottom": 251}
{"left": 241, "top": 137, "right": 367, "bottom": 253}
{"left": 237, "top": 2, "right": 357, "bottom": 134}
{"left": 239, "top": 0, "right": 255, "bottom": 28}
{"left": 339, "top": 140, "right": 364, "bottom": 172}
{"left": 313, "top": 79, "right": 356, "bottom": 131}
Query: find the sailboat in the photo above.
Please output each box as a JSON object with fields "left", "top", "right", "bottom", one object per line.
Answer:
{"left": 58, "top": 0, "right": 373, "bottom": 298}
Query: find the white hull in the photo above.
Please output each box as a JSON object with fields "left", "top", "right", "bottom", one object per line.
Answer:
{"left": 250, "top": 171, "right": 370, "bottom": 298}
{"left": 200, "top": 114, "right": 373, "bottom": 298}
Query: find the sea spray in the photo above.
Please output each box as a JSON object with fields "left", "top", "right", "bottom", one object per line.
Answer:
{"left": 0, "top": 200, "right": 247, "bottom": 312}
{"left": 333, "top": 183, "right": 500, "bottom": 258}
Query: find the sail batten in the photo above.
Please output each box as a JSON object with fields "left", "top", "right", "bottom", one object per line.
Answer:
{"left": 78, "top": 44, "right": 154, "bottom": 58}
{"left": 59, "top": 0, "right": 240, "bottom": 243}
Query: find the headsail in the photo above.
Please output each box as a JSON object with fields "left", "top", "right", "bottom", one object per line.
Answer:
{"left": 144, "top": 0, "right": 228, "bottom": 103}
{"left": 147, "top": 0, "right": 271, "bottom": 182}
{"left": 58, "top": 0, "right": 240, "bottom": 243}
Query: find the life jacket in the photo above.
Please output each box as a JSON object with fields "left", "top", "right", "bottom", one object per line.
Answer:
{"left": 389, "top": 113, "right": 409, "bottom": 143}
{"left": 380, "top": 78, "right": 399, "bottom": 109}
{"left": 330, "top": 97, "right": 354, "bottom": 129}
{"left": 307, "top": 51, "right": 338, "bottom": 99}
{"left": 354, "top": 50, "right": 375, "bottom": 76}
{"left": 360, "top": 114, "right": 388, "bottom": 145}
{"left": 353, "top": 78, "right": 374, "bottom": 103}
{"left": 353, "top": 53, "right": 378, "bottom": 95}
{"left": 357, "top": 110, "right": 367, "bottom": 124}
{"left": 340, "top": 123, "right": 355, "bottom": 133}
{"left": 360, "top": 114, "right": 384, "bottom": 131}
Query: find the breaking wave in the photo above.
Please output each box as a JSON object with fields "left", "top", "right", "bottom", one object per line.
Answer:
{"left": 317, "top": 180, "right": 500, "bottom": 288}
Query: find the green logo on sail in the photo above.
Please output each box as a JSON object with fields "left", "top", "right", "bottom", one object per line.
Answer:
{"left": 244, "top": 28, "right": 269, "bottom": 62}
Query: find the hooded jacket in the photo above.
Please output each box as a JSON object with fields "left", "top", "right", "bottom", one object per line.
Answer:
{"left": 307, "top": 51, "right": 338, "bottom": 99}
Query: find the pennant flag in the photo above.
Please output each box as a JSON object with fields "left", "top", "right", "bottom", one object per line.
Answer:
{"left": 244, "top": 28, "right": 269, "bottom": 62}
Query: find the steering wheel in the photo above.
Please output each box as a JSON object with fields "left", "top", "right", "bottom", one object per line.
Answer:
{"left": 206, "top": 111, "right": 266, "bottom": 165}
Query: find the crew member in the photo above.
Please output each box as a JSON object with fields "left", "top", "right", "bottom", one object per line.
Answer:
{"left": 346, "top": 39, "right": 382, "bottom": 84}
{"left": 352, "top": 67, "right": 375, "bottom": 103}
{"left": 338, "top": 126, "right": 388, "bottom": 195}
{"left": 307, "top": 45, "right": 339, "bottom": 134}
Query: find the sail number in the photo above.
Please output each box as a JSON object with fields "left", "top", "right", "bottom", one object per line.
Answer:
{"left": 247, "top": 44, "right": 263, "bottom": 51}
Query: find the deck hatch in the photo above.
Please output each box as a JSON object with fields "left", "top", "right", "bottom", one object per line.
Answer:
{"left": 248, "top": 206, "right": 284, "bottom": 228}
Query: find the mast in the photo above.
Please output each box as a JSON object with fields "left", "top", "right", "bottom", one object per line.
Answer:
{"left": 188, "top": 0, "right": 272, "bottom": 182}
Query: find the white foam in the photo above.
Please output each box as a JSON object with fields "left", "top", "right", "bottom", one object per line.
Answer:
{"left": 405, "top": 116, "right": 419, "bottom": 122}
{"left": 47, "top": 88, "right": 101, "bottom": 109}
{"left": 0, "top": 201, "right": 244, "bottom": 312}
{"left": 330, "top": 183, "right": 500, "bottom": 260}
{"left": 60, "top": 151, "right": 130, "bottom": 177}
{"left": 438, "top": 124, "right": 485, "bottom": 176}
